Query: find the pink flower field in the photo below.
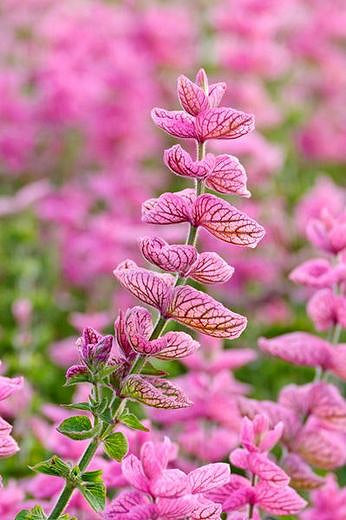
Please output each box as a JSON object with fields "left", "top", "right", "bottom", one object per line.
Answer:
{"left": 0, "top": 1, "right": 345, "bottom": 519}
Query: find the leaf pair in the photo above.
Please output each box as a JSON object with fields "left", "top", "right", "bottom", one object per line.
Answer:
{"left": 142, "top": 189, "right": 265, "bottom": 248}
{"left": 151, "top": 106, "right": 254, "bottom": 143}
{"left": 140, "top": 236, "right": 234, "bottom": 284}
{"left": 164, "top": 144, "right": 250, "bottom": 197}
{"left": 121, "top": 375, "right": 192, "bottom": 409}
{"left": 114, "top": 260, "right": 247, "bottom": 339}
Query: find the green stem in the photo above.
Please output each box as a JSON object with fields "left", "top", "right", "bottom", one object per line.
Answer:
{"left": 47, "top": 138, "right": 208, "bottom": 518}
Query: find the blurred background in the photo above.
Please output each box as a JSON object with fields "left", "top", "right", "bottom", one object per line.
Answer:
{"left": 0, "top": 0, "right": 345, "bottom": 492}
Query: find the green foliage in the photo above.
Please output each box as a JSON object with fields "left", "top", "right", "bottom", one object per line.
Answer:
{"left": 15, "top": 506, "right": 46, "bottom": 520}
{"left": 78, "top": 470, "right": 106, "bottom": 512}
{"left": 118, "top": 408, "right": 150, "bottom": 431}
{"left": 30, "top": 455, "right": 71, "bottom": 478}
{"left": 57, "top": 415, "right": 96, "bottom": 440}
{"left": 103, "top": 432, "right": 129, "bottom": 461}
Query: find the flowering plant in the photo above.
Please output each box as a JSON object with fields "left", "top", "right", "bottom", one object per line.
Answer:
{"left": 13, "top": 69, "right": 270, "bottom": 519}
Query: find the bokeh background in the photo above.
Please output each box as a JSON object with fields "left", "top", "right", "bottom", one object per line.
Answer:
{"left": 0, "top": 0, "right": 345, "bottom": 506}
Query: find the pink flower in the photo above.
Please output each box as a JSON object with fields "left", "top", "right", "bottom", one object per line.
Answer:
{"left": 306, "top": 209, "right": 346, "bottom": 255}
{"left": 240, "top": 414, "right": 283, "bottom": 454}
{"left": 105, "top": 437, "right": 230, "bottom": 520}
{"left": 307, "top": 289, "right": 346, "bottom": 331}
{"left": 151, "top": 69, "right": 254, "bottom": 143}
{"left": 302, "top": 475, "right": 346, "bottom": 520}
{"left": 289, "top": 258, "right": 337, "bottom": 288}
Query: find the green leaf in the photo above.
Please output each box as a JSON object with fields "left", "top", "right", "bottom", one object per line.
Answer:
{"left": 119, "top": 410, "right": 149, "bottom": 432}
{"left": 98, "top": 364, "right": 119, "bottom": 379}
{"left": 64, "top": 372, "right": 92, "bottom": 386}
{"left": 15, "top": 512, "right": 29, "bottom": 520}
{"left": 58, "top": 516, "right": 77, "bottom": 520}
{"left": 16, "top": 506, "right": 47, "bottom": 520}
{"left": 79, "top": 481, "right": 106, "bottom": 512}
{"left": 140, "top": 361, "right": 167, "bottom": 376}
{"left": 81, "top": 469, "right": 103, "bottom": 482}
{"left": 103, "top": 431, "right": 128, "bottom": 461}
{"left": 57, "top": 415, "right": 95, "bottom": 440}
{"left": 62, "top": 402, "right": 91, "bottom": 412}
{"left": 30, "top": 455, "right": 71, "bottom": 478}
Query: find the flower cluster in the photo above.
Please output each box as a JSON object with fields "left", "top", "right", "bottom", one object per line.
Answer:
{"left": 105, "top": 437, "right": 230, "bottom": 519}
{"left": 208, "top": 415, "right": 306, "bottom": 517}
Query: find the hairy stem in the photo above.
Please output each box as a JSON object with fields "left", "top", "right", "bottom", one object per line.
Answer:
{"left": 47, "top": 139, "right": 207, "bottom": 518}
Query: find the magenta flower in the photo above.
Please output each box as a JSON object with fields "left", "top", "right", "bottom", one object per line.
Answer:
{"left": 152, "top": 70, "right": 255, "bottom": 143}
{"left": 289, "top": 258, "right": 338, "bottom": 288}
{"left": 307, "top": 289, "right": 346, "bottom": 331}
{"left": 142, "top": 189, "right": 265, "bottom": 248}
{"left": 78, "top": 327, "right": 113, "bottom": 367}
{"left": 113, "top": 260, "right": 247, "bottom": 339}
{"left": 306, "top": 208, "right": 346, "bottom": 255}
{"left": 240, "top": 414, "right": 283, "bottom": 454}
{"left": 140, "top": 236, "right": 234, "bottom": 284}
{"left": 302, "top": 475, "right": 346, "bottom": 520}
{"left": 208, "top": 415, "right": 306, "bottom": 517}
{"left": 105, "top": 437, "right": 230, "bottom": 519}
{"left": 164, "top": 144, "right": 250, "bottom": 197}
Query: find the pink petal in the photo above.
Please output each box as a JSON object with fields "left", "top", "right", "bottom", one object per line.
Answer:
{"left": 168, "top": 285, "right": 247, "bottom": 339}
{"left": 295, "top": 426, "right": 346, "bottom": 470}
{"left": 125, "top": 306, "right": 155, "bottom": 354}
{"left": 259, "top": 332, "right": 332, "bottom": 369}
{"left": 140, "top": 437, "right": 174, "bottom": 479}
{"left": 157, "top": 496, "right": 195, "bottom": 519}
{"left": 115, "top": 310, "right": 134, "bottom": 359}
{"left": 164, "top": 144, "right": 215, "bottom": 180}
{"left": 207, "top": 475, "right": 250, "bottom": 505}
{"left": 113, "top": 260, "right": 173, "bottom": 314}
{"left": 206, "top": 154, "right": 250, "bottom": 197}
{"left": 0, "top": 376, "right": 23, "bottom": 401}
{"left": 230, "top": 449, "right": 288, "bottom": 487}
{"left": 282, "top": 453, "right": 325, "bottom": 490}
{"left": 307, "top": 289, "right": 337, "bottom": 331}
{"left": 255, "top": 481, "right": 307, "bottom": 515}
{"left": 235, "top": 451, "right": 289, "bottom": 487}
{"left": 193, "top": 194, "right": 265, "bottom": 247}
{"left": 155, "top": 331, "right": 200, "bottom": 359}
{"left": 223, "top": 487, "right": 252, "bottom": 512}
{"left": 139, "top": 236, "right": 197, "bottom": 275}
{"left": 177, "top": 75, "right": 209, "bottom": 116}
{"left": 195, "top": 107, "right": 255, "bottom": 142}
{"left": 0, "top": 417, "right": 12, "bottom": 438}
{"left": 106, "top": 490, "right": 149, "bottom": 516}
{"left": 121, "top": 375, "right": 192, "bottom": 409}
{"left": 208, "top": 82, "right": 227, "bottom": 108}
{"left": 195, "top": 68, "right": 209, "bottom": 91}
{"left": 0, "top": 435, "right": 19, "bottom": 457}
{"left": 187, "top": 251, "right": 234, "bottom": 284}
{"left": 192, "top": 499, "right": 222, "bottom": 520}
{"left": 189, "top": 463, "right": 230, "bottom": 494}
{"left": 121, "top": 455, "right": 150, "bottom": 493}
{"left": 330, "top": 344, "right": 346, "bottom": 379}
{"left": 289, "top": 258, "right": 335, "bottom": 288}
{"left": 151, "top": 468, "right": 189, "bottom": 498}
{"left": 142, "top": 190, "right": 194, "bottom": 225}
{"left": 151, "top": 108, "right": 197, "bottom": 139}
{"left": 259, "top": 422, "right": 284, "bottom": 452}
